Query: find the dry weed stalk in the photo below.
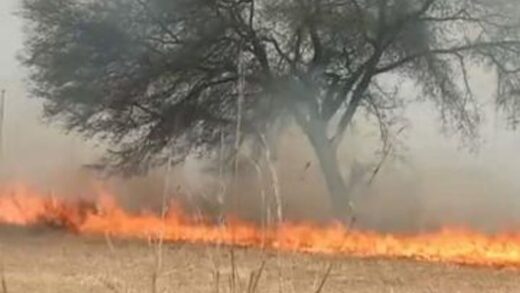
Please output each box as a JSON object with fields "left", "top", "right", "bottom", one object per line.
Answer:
{"left": 276, "top": 254, "right": 284, "bottom": 293}
{"left": 259, "top": 134, "right": 283, "bottom": 224}
{"left": 149, "top": 156, "right": 174, "bottom": 293}
{"left": 1, "top": 263, "right": 7, "bottom": 293}
{"left": 313, "top": 263, "right": 334, "bottom": 293}
{"left": 233, "top": 49, "right": 246, "bottom": 213}
{"left": 149, "top": 215, "right": 166, "bottom": 292}
{"left": 246, "top": 260, "right": 266, "bottom": 293}
{"left": 209, "top": 135, "right": 228, "bottom": 293}
{"left": 242, "top": 155, "right": 268, "bottom": 246}
{"left": 206, "top": 221, "right": 223, "bottom": 293}
{"left": 229, "top": 247, "right": 238, "bottom": 293}
{"left": 104, "top": 231, "right": 116, "bottom": 254}
{"left": 213, "top": 265, "right": 221, "bottom": 293}
{"left": 150, "top": 238, "right": 162, "bottom": 293}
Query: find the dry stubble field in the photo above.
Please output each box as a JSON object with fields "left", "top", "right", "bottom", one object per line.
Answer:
{"left": 0, "top": 225, "right": 519, "bottom": 293}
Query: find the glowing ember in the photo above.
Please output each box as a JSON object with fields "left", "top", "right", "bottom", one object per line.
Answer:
{"left": 1, "top": 184, "right": 520, "bottom": 267}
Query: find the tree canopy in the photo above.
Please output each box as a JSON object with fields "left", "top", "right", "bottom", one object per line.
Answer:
{"left": 21, "top": 0, "right": 520, "bottom": 219}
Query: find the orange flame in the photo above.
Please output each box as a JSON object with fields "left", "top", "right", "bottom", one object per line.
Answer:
{"left": 1, "top": 183, "right": 520, "bottom": 267}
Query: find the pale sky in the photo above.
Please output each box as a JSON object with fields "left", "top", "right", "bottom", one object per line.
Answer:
{"left": 0, "top": 0, "right": 100, "bottom": 186}
{"left": 0, "top": 0, "right": 23, "bottom": 80}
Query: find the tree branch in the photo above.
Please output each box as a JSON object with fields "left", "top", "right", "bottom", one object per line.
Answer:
{"left": 375, "top": 41, "right": 520, "bottom": 74}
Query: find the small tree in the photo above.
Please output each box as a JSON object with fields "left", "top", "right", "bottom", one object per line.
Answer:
{"left": 21, "top": 0, "right": 520, "bottom": 220}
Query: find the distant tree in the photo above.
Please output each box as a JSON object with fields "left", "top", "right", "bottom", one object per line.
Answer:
{"left": 21, "top": 0, "right": 520, "bottom": 220}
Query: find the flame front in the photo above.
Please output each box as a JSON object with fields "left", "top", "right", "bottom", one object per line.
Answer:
{"left": 1, "top": 184, "right": 520, "bottom": 267}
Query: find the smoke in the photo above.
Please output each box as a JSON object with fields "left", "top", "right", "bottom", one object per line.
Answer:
{"left": 3, "top": 0, "right": 520, "bottom": 234}
{"left": 2, "top": 76, "right": 520, "bottom": 233}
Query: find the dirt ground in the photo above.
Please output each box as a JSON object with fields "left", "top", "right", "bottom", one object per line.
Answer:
{"left": 0, "top": 225, "right": 519, "bottom": 293}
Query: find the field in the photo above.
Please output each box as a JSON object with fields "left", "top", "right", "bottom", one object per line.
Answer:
{"left": 0, "top": 225, "right": 519, "bottom": 293}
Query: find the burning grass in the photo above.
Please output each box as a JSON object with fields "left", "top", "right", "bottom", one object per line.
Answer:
{"left": 2, "top": 183, "right": 520, "bottom": 268}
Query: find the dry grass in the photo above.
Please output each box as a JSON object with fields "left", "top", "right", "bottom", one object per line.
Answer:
{"left": 1, "top": 225, "right": 520, "bottom": 292}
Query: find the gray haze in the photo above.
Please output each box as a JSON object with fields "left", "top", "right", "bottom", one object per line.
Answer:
{"left": 2, "top": 1, "right": 520, "bottom": 231}
{"left": 0, "top": 0, "right": 101, "bottom": 192}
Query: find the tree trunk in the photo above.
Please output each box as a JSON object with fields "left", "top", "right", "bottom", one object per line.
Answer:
{"left": 299, "top": 119, "right": 352, "bottom": 221}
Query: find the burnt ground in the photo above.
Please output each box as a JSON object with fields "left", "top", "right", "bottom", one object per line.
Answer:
{"left": 0, "top": 225, "right": 519, "bottom": 293}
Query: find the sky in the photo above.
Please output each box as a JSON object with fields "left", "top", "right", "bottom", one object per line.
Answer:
{"left": 0, "top": 0, "right": 23, "bottom": 80}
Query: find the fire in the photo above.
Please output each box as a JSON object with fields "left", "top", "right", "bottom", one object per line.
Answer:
{"left": 1, "top": 183, "right": 520, "bottom": 267}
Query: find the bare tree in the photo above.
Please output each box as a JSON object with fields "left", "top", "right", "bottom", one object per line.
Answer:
{"left": 21, "top": 0, "right": 520, "bottom": 220}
